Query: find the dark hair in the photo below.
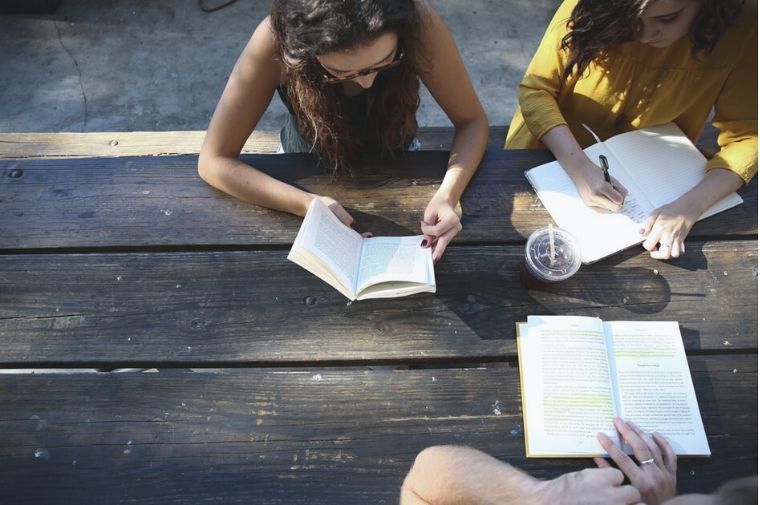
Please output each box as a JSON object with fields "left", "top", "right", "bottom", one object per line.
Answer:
{"left": 270, "top": 0, "right": 425, "bottom": 174}
{"left": 560, "top": 0, "right": 745, "bottom": 82}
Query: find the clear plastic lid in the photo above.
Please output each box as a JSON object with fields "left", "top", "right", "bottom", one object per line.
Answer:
{"left": 525, "top": 226, "right": 582, "bottom": 281}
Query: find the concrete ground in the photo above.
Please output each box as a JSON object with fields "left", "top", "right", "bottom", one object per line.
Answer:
{"left": 0, "top": 0, "right": 559, "bottom": 133}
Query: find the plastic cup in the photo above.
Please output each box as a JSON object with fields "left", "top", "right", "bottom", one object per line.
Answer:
{"left": 520, "top": 226, "right": 582, "bottom": 289}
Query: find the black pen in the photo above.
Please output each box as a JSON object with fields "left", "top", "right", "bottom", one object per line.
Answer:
{"left": 598, "top": 154, "right": 611, "bottom": 184}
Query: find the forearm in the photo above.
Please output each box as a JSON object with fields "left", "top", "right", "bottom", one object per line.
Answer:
{"left": 400, "top": 446, "right": 543, "bottom": 505}
{"left": 539, "top": 124, "right": 590, "bottom": 178}
{"left": 436, "top": 117, "right": 489, "bottom": 205}
{"left": 676, "top": 167, "right": 744, "bottom": 216}
{"left": 198, "top": 154, "right": 314, "bottom": 216}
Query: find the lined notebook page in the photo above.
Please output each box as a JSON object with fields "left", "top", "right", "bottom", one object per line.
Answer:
{"left": 605, "top": 123, "right": 743, "bottom": 218}
{"left": 525, "top": 143, "right": 652, "bottom": 263}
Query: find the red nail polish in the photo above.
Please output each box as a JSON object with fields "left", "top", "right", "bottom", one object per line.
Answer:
{"left": 421, "top": 239, "right": 428, "bottom": 247}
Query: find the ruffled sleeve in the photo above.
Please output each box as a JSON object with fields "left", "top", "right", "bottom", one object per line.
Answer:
{"left": 516, "top": 0, "right": 576, "bottom": 141}
{"left": 707, "top": 16, "right": 758, "bottom": 183}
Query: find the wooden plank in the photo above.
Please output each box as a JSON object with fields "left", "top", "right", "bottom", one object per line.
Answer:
{"left": 0, "top": 241, "right": 754, "bottom": 365}
{"left": 1, "top": 151, "right": 756, "bottom": 249}
{"left": 0, "top": 131, "right": 278, "bottom": 158}
{"left": 0, "top": 355, "right": 755, "bottom": 503}
{"left": 0, "top": 127, "right": 509, "bottom": 159}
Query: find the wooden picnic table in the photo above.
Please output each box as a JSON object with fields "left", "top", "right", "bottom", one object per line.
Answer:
{"left": 0, "top": 132, "right": 756, "bottom": 504}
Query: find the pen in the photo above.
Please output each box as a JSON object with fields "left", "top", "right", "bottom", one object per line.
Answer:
{"left": 598, "top": 154, "right": 611, "bottom": 184}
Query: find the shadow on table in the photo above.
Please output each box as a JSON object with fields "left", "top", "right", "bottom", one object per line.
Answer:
{"left": 436, "top": 249, "right": 679, "bottom": 345}
{"left": 346, "top": 209, "right": 417, "bottom": 236}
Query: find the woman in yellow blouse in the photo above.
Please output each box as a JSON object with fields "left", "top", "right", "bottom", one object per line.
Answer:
{"left": 507, "top": 0, "right": 757, "bottom": 260}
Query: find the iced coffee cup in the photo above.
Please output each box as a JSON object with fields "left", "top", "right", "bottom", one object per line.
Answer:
{"left": 520, "top": 225, "right": 582, "bottom": 289}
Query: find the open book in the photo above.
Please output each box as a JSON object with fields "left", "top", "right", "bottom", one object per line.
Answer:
{"left": 287, "top": 198, "right": 435, "bottom": 300}
{"left": 516, "top": 315, "right": 710, "bottom": 458}
{"left": 525, "top": 122, "right": 743, "bottom": 263}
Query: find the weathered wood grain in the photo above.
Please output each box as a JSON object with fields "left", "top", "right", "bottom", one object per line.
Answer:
{"left": 0, "top": 130, "right": 280, "bottom": 158}
{"left": 0, "top": 124, "right": 717, "bottom": 159}
{"left": 0, "top": 127, "right": 510, "bottom": 159}
{"left": 1, "top": 151, "right": 756, "bottom": 249}
{"left": 0, "top": 241, "right": 754, "bottom": 365}
{"left": 0, "top": 355, "right": 754, "bottom": 504}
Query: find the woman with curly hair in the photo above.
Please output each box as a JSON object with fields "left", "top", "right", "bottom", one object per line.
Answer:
{"left": 199, "top": 0, "right": 488, "bottom": 261}
{"left": 506, "top": 0, "right": 757, "bottom": 260}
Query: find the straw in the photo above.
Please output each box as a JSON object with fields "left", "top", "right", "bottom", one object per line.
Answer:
{"left": 548, "top": 223, "right": 556, "bottom": 265}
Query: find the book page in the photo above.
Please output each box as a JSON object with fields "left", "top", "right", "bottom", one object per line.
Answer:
{"left": 519, "top": 316, "right": 618, "bottom": 456}
{"left": 355, "top": 235, "right": 434, "bottom": 297}
{"left": 525, "top": 143, "right": 653, "bottom": 263}
{"left": 605, "top": 123, "right": 742, "bottom": 218}
{"left": 287, "top": 198, "right": 364, "bottom": 299}
{"left": 606, "top": 321, "right": 711, "bottom": 456}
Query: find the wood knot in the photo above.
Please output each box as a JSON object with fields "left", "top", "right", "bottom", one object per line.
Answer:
{"left": 190, "top": 318, "right": 206, "bottom": 330}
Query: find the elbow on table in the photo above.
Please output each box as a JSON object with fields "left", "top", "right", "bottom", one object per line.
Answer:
{"left": 197, "top": 150, "right": 221, "bottom": 187}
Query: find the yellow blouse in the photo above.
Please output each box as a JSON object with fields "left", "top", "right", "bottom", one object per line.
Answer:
{"left": 506, "top": 0, "right": 758, "bottom": 183}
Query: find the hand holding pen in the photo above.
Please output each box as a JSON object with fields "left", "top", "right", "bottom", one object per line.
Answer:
{"left": 599, "top": 155, "right": 611, "bottom": 184}
{"left": 592, "top": 153, "right": 629, "bottom": 210}
{"left": 567, "top": 154, "right": 629, "bottom": 213}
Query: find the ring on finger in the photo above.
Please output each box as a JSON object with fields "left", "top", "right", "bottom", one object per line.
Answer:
{"left": 640, "top": 458, "right": 656, "bottom": 465}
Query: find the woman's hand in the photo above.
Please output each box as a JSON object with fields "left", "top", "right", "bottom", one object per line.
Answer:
{"left": 595, "top": 417, "right": 678, "bottom": 505}
{"left": 420, "top": 194, "right": 462, "bottom": 262}
{"left": 640, "top": 198, "right": 700, "bottom": 260}
{"left": 315, "top": 195, "right": 372, "bottom": 236}
{"left": 539, "top": 125, "right": 629, "bottom": 213}
{"left": 568, "top": 157, "right": 629, "bottom": 213}
{"left": 640, "top": 168, "right": 744, "bottom": 260}
{"left": 641, "top": 202, "right": 698, "bottom": 260}
{"left": 315, "top": 195, "right": 355, "bottom": 226}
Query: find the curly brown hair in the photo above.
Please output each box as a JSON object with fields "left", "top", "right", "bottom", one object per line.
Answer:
{"left": 560, "top": 0, "right": 745, "bottom": 82}
{"left": 270, "top": 0, "right": 426, "bottom": 175}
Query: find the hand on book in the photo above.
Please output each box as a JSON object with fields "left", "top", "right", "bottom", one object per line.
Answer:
{"left": 641, "top": 167, "right": 745, "bottom": 260}
{"left": 569, "top": 157, "right": 629, "bottom": 213}
{"left": 315, "top": 195, "right": 371, "bottom": 236}
{"left": 595, "top": 417, "right": 678, "bottom": 505}
{"left": 641, "top": 199, "right": 698, "bottom": 259}
{"left": 420, "top": 194, "right": 462, "bottom": 262}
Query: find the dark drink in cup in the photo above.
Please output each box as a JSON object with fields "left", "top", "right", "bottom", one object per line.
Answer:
{"left": 520, "top": 226, "right": 581, "bottom": 289}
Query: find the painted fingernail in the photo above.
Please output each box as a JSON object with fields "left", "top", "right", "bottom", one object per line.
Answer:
{"left": 421, "top": 239, "right": 428, "bottom": 247}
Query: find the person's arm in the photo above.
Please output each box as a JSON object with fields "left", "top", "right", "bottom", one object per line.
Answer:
{"left": 640, "top": 23, "right": 757, "bottom": 260}
{"left": 541, "top": 125, "right": 629, "bottom": 212}
{"left": 640, "top": 168, "right": 743, "bottom": 259}
{"left": 399, "top": 446, "right": 544, "bottom": 505}
{"left": 595, "top": 417, "right": 678, "bottom": 505}
{"left": 512, "top": 0, "right": 628, "bottom": 212}
{"left": 400, "top": 445, "right": 643, "bottom": 505}
{"left": 415, "top": 0, "right": 489, "bottom": 261}
{"left": 198, "top": 18, "right": 351, "bottom": 224}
